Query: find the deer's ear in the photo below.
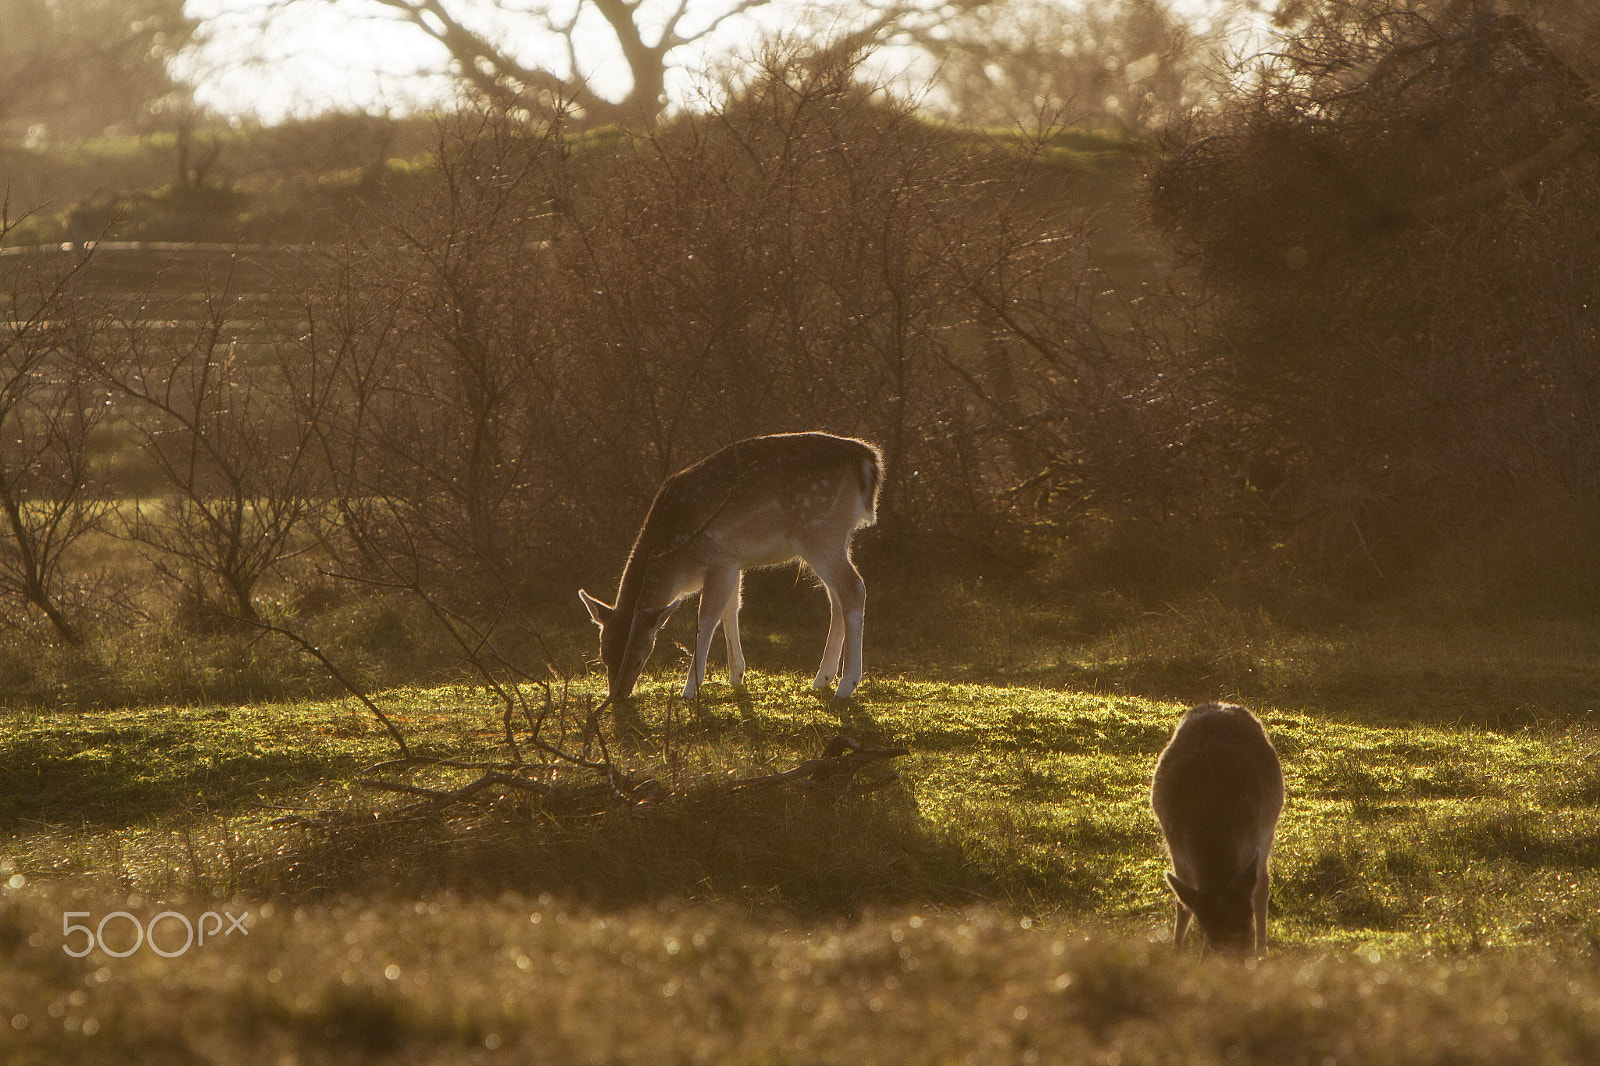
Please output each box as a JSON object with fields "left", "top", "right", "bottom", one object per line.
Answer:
{"left": 579, "top": 589, "right": 613, "bottom": 626}
{"left": 1166, "top": 871, "right": 1206, "bottom": 913}
{"left": 635, "top": 600, "right": 680, "bottom": 631}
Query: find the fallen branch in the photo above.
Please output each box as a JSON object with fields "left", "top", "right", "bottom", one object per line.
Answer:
{"left": 244, "top": 616, "right": 411, "bottom": 759}
{"left": 732, "top": 736, "right": 910, "bottom": 790}
{"left": 270, "top": 735, "right": 905, "bottom": 832}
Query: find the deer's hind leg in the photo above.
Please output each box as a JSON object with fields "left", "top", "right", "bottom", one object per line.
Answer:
{"left": 805, "top": 550, "right": 866, "bottom": 698}
{"left": 720, "top": 572, "right": 746, "bottom": 687}
{"left": 1252, "top": 854, "right": 1272, "bottom": 955}
{"left": 810, "top": 580, "right": 846, "bottom": 692}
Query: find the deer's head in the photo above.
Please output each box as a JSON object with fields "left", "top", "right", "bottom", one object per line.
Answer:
{"left": 580, "top": 588, "right": 679, "bottom": 700}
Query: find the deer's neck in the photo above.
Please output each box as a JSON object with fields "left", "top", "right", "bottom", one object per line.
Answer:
{"left": 615, "top": 524, "right": 676, "bottom": 615}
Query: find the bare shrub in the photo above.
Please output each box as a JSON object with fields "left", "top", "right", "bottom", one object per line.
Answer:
{"left": 550, "top": 50, "right": 1040, "bottom": 541}
{"left": 304, "top": 110, "right": 582, "bottom": 609}
{"left": 92, "top": 277, "right": 335, "bottom": 625}
{"left": 309, "top": 49, "right": 1111, "bottom": 610}
{"left": 1149, "top": 3, "right": 1600, "bottom": 590}
{"left": 946, "top": 211, "right": 1237, "bottom": 596}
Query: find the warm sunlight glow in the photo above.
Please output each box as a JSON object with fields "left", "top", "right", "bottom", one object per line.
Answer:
{"left": 179, "top": 0, "right": 797, "bottom": 122}
{"left": 180, "top": 0, "right": 458, "bottom": 120}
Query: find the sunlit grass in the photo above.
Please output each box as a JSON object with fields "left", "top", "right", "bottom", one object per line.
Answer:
{"left": 4, "top": 671, "right": 1598, "bottom": 948}
{"left": 876, "top": 592, "right": 1600, "bottom": 727}
{"left": 5, "top": 613, "right": 1600, "bottom": 1061}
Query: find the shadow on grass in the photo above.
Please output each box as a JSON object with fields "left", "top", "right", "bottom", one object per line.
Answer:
{"left": 249, "top": 776, "right": 1104, "bottom": 917}
{"left": 1033, "top": 658, "right": 1600, "bottom": 730}
{"left": 0, "top": 721, "right": 375, "bottom": 831}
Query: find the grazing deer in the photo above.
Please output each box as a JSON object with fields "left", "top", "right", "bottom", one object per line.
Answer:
{"left": 1150, "top": 702, "right": 1284, "bottom": 955}
{"left": 579, "top": 432, "right": 882, "bottom": 702}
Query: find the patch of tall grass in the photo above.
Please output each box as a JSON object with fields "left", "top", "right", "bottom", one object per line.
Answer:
{"left": 3, "top": 887, "right": 1599, "bottom": 1065}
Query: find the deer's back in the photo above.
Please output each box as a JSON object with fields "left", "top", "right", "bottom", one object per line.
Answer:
{"left": 638, "top": 433, "right": 879, "bottom": 555}
{"left": 615, "top": 433, "right": 880, "bottom": 601}
{"left": 1151, "top": 704, "right": 1284, "bottom": 880}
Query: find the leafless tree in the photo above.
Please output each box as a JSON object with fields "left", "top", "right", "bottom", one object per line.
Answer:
{"left": 250, "top": 0, "right": 984, "bottom": 124}
{"left": 543, "top": 47, "right": 1081, "bottom": 540}
{"left": 302, "top": 109, "right": 581, "bottom": 608}
{"left": 0, "top": 222, "right": 112, "bottom": 643}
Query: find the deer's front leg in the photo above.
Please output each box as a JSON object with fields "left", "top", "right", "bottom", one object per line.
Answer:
{"left": 686, "top": 567, "right": 740, "bottom": 698}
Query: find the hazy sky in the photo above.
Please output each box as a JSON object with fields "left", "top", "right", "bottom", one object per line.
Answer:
{"left": 181, "top": 0, "right": 460, "bottom": 121}
{"left": 180, "top": 0, "right": 804, "bottom": 122}
{"left": 179, "top": 0, "right": 1242, "bottom": 124}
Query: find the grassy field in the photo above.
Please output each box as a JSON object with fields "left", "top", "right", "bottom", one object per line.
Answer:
{"left": 3, "top": 610, "right": 1600, "bottom": 1062}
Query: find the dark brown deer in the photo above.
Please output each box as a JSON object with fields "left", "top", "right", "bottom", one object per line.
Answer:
{"left": 580, "top": 432, "right": 882, "bottom": 701}
{"left": 1150, "top": 702, "right": 1285, "bottom": 954}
